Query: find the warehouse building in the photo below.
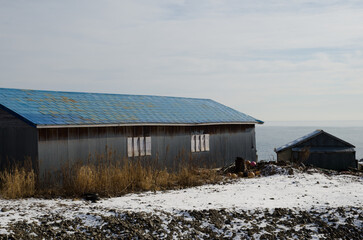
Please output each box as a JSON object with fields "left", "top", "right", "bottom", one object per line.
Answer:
{"left": 0, "top": 88, "right": 263, "bottom": 177}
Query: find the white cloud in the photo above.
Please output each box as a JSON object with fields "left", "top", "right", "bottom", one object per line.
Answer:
{"left": 0, "top": 0, "right": 362, "bottom": 121}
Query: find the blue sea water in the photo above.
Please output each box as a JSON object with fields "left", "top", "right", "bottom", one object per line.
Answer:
{"left": 256, "top": 122, "right": 363, "bottom": 161}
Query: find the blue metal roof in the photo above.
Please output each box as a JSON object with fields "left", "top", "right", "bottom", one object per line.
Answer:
{"left": 0, "top": 88, "right": 263, "bottom": 127}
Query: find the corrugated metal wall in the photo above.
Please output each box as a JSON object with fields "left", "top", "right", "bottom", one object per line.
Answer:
{"left": 0, "top": 108, "right": 38, "bottom": 171}
{"left": 38, "top": 124, "right": 257, "bottom": 175}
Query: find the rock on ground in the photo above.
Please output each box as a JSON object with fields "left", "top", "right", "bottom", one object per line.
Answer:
{"left": 1, "top": 206, "right": 362, "bottom": 240}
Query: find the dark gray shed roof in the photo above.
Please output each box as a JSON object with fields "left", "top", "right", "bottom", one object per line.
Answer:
{"left": 275, "top": 129, "right": 355, "bottom": 153}
{"left": 291, "top": 147, "right": 355, "bottom": 153}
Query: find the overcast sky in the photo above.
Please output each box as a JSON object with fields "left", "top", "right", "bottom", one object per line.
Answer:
{"left": 1, "top": 0, "right": 363, "bottom": 122}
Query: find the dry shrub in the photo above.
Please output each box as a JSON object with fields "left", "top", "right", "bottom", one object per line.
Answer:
{"left": 64, "top": 160, "right": 157, "bottom": 196}
{"left": 60, "top": 160, "right": 224, "bottom": 197}
{"left": 176, "top": 167, "right": 200, "bottom": 187}
{"left": 128, "top": 162, "right": 153, "bottom": 191}
{"left": 0, "top": 167, "right": 35, "bottom": 199}
{"left": 75, "top": 165, "right": 97, "bottom": 194}
{"left": 60, "top": 160, "right": 222, "bottom": 197}
{"left": 0, "top": 157, "right": 223, "bottom": 199}
{"left": 153, "top": 169, "right": 172, "bottom": 190}
{"left": 195, "top": 168, "right": 221, "bottom": 184}
{"left": 176, "top": 167, "right": 222, "bottom": 188}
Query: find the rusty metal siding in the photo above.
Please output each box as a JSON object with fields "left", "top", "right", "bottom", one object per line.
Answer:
{"left": 0, "top": 109, "right": 38, "bottom": 171}
{"left": 88, "top": 127, "right": 99, "bottom": 159}
{"left": 37, "top": 124, "right": 257, "bottom": 174}
{"left": 157, "top": 134, "right": 190, "bottom": 170}
{"left": 152, "top": 132, "right": 168, "bottom": 167}
{"left": 106, "top": 127, "right": 121, "bottom": 161}
{"left": 57, "top": 128, "right": 68, "bottom": 166}
{"left": 78, "top": 128, "right": 90, "bottom": 162}
{"left": 38, "top": 128, "right": 62, "bottom": 176}
{"left": 68, "top": 128, "right": 80, "bottom": 162}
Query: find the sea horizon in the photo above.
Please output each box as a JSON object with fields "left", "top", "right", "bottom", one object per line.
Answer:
{"left": 256, "top": 122, "right": 363, "bottom": 161}
{"left": 260, "top": 120, "right": 363, "bottom": 127}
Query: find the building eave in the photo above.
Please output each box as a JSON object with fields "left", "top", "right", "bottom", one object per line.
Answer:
{"left": 35, "top": 121, "right": 260, "bottom": 129}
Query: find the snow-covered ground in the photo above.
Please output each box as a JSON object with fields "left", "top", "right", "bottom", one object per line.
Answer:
{"left": 0, "top": 171, "right": 361, "bottom": 234}
{"left": 102, "top": 172, "right": 362, "bottom": 212}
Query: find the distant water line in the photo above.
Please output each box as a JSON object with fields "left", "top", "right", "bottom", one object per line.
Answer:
{"left": 256, "top": 125, "right": 363, "bottom": 161}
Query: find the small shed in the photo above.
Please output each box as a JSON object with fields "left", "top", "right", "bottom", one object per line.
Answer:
{"left": 275, "top": 130, "right": 356, "bottom": 171}
{"left": 0, "top": 88, "right": 263, "bottom": 177}
{"left": 358, "top": 159, "right": 363, "bottom": 171}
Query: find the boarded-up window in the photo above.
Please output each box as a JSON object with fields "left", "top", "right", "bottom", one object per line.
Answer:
{"left": 146, "top": 137, "right": 151, "bottom": 156}
{"left": 191, "top": 135, "right": 196, "bottom": 152}
{"left": 127, "top": 137, "right": 133, "bottom": 157}
{"left": 196, "top": 135, "right": 201, "bottom": 152}
{"left": 200, "top": 134, "right": 205, "bottom": 151}
{"left": 204, "top": 134, "right": 210, "bottom": 151}
{"left": 133, "top": 137, "right": 139, "bottom": 157}
{"left": 191, "top": 134, "right": 210, "bottom": 153}
{"left": 128, "top": 136, "right": 151, "bottom": 157}
{"left": 139, "top": 137, "right": 145, "bottom": 156}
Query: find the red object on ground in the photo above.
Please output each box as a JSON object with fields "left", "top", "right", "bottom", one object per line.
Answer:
{"left": 250, "top": 161, "right": 256, "bottom": 167}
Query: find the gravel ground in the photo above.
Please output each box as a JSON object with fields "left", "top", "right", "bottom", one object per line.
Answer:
{"left": 0, "top": 167, "right": 362, "bottom": 239}
{"left": 0, "top": 206, "right": 362, "bottom": 239}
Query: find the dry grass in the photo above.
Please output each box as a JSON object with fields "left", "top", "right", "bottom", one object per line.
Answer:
{"left": 0, "top": 167, "right": 36, "bottom": 199}
{"left": 0, "top": 158, "right": 223, "bottom": 199}
{"left": 63, "top": 161, "right": 221, "bottom": 197}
